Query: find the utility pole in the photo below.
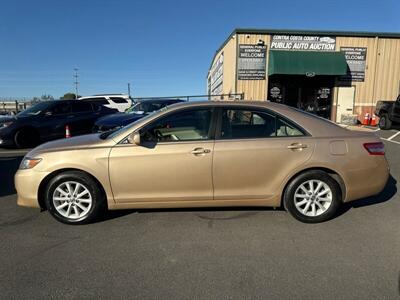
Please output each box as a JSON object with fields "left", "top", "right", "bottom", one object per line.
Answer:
{"left": 127, "top": 83, "right": 131, "bottom": 97}
{"left": 73, "top": 68, "right": 79, "bottom": 99}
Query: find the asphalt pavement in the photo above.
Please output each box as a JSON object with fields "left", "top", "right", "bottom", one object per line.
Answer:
{"left": 0, "top": 128, "right": 399, "bottom": 299}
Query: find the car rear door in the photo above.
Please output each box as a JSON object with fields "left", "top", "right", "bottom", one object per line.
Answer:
{"left": 70, "top": 101, "right": 97, "bottom": 135}
{"left": 212, "top": 107, "right": 315, "bottom": 201}
{"left": 108, "top": 107, "right": 216, "bottom": 203}
{"left": 39, "top": 101, "right": 72, "bottom": 141}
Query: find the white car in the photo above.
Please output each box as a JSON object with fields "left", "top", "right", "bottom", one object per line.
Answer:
{"left": 78, "top": 94, "right": 133, "bottom": 112}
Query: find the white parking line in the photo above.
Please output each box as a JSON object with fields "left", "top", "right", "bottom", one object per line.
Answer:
{"left": 387, "top": 131, "right": 400, "bottom": 141}
{"left": 381, "top": 138, "right": 400, "bottom": 145}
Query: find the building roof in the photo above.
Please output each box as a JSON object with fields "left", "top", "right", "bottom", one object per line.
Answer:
{"left": 207, "top": 28, "right": 400, "bottom": 75}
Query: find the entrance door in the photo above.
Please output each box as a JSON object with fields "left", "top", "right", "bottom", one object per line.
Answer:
{"left": 336, "top": 87, "right": 355, "bottom": 122}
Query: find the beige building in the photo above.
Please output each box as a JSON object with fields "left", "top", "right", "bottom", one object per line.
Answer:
{"left": 207, "top": 28, "right": 400, "bottom": 122}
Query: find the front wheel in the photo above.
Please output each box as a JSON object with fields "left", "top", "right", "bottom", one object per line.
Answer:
{"left": 45, "top": 171, "right": 106, "bottom": 224}
{"left": 378, "top": 113, "right": 392, "bottom": 130}
{"left": 14, "top": 128, "right": 39, "bottom": 148}
{"left": 284, "top": 171, "right": 341, "bottom": 223}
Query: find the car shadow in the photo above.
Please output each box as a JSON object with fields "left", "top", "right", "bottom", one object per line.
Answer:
{"left": 0, "top": 156, "right": 24, "bottom": 197}
{"left": 337, "top": 174, "right": 397, "bottom": 216}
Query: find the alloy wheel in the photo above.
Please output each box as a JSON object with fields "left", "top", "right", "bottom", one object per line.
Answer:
{"left": 52, "top": 181, "right": 93, "bottom": 220}
{"left": 294, "top": 180, "right": 333, "bottom": 217}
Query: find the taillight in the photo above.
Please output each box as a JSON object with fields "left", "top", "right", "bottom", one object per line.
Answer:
{"left": 363, "top": 142, "right": 385, "bottom": 155}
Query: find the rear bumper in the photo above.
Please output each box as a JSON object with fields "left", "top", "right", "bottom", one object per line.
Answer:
{"left": 15, "top": 169, "right": 50, "bottom": 208}
{"left": 344, "top": 156, "right": 390, "bottom": 202}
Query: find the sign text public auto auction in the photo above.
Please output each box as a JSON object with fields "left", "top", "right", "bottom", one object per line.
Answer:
{"left": 270, "top": 35, "right": 336, "bottom": 51}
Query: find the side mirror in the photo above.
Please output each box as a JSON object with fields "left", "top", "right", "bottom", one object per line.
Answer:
{"left": 127, "top": 132, "right": 141, "bottom": 145}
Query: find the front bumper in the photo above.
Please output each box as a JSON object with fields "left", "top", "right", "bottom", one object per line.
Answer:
{"left": 15, "top": 169, "right": 50, "bottom": 208}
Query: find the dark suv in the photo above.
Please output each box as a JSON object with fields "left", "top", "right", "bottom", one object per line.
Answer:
{"left": 0, "top": 100, "right": 117, "bottom": 148}
{"left": 93, "top": 99, "right": 184, "bottom": 132}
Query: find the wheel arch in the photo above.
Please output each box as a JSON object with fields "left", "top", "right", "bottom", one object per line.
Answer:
{"left": 37, "top": 168, "right": 107, "bottom": 210}
{"left": 281, "top": 167, "right": 346, "bottom": 209}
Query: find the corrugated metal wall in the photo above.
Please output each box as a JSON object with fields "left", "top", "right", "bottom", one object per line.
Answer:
{"left": 208, "top": 32, "right": 400, "bottom": 120}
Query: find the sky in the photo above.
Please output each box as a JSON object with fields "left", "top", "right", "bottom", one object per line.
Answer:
{"left": 0, "top": 0, "right": 399, "bottom": 99}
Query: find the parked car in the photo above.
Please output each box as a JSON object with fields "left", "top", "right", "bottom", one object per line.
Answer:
{"left": 93, "top": 99, "right": 184, "bottom": 132}
{"left": 0, "top": 100, "right": 117, "bottom": 148}
{"left": 15, "top": 101, "right": 389, "bottom": 224}
{"left": 78, "top": 94, "right": 132, "bottom": 112}
{"left": 375, "top": 94, "right": 400, "bottom": 129}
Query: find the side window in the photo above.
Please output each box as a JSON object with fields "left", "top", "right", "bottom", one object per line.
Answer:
{"left": 84, "top": 97, "right": 109, "bottom": 105}
{"left": 276, "top": 118, "right": 304, "bottom": 137}
{"left": 51, "top": 103, "right": 71, "bottom": 115}
{"left": 110, "top": 97, "right": 128, "bottom": 104}
{"left": 141, "top": 109, "right": 213, "bottom": 142}
{"left": 72, "top": 101, "right": 92, "bottom": 113}
{"left": 221, "top": 109, "right": 276, "bottom": 139}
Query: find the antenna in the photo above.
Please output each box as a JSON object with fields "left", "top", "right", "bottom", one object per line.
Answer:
{"left": 73, "top": 68, "right": 79, "bottom": 99}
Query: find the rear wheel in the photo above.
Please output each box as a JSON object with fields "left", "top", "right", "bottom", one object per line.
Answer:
{"left": 284, "top": 171, "right": 341, "bottom": 223}
{"left": 14, "top": 128, "right": 39, "bottom": 148}
{"left": 378, "top": 113, "right": 392, "bottom": 130}
{"left": 45, "top": 171, "right": 106, "bottom": 225}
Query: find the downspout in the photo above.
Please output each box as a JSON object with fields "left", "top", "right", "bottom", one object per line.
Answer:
{"left": 371, "top": 36, "right": 380, "bottom": 115}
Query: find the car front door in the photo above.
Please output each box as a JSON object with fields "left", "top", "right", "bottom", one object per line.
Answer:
{"left": 108, "top": 107, "right": 216, "bottom": 203}
{"left": 212, "top": 107, "right": 315, "bottom": 201}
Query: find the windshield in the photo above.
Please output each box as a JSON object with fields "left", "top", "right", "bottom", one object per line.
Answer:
{"left": 17, "top": 102, "right": 52, "bottom": 117}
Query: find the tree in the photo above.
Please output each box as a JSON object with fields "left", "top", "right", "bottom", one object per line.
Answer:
{"left": 60, "top": 92, "right": 78, "bottom": 100}
{"left": 41, "top": 94, "right": 54, "bottom": 101}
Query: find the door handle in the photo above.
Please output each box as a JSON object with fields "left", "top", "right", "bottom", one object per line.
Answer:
{"left": 190, "top": 148, "right": 211, "bottom": 155}
{"left": 287, "top": 143, "right": 308, "bottom": 150}
{"left": 67, "top": 115, "right": 75, "bottom": 118}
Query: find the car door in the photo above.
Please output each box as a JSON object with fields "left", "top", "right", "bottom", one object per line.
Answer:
{"left": 393, "top": 95, "right": 400, "bottom": 122}
{"left": 39, "top": 101, "right": 73, "bottom": 141}
{"left": 70, "top": 101, "right": 98, "bottom": 135}
{"left": 212, "top": 107, "right": 315, "bottom": 201}
{"left": 108, "top": 107, "right": 216, "bottom": 203}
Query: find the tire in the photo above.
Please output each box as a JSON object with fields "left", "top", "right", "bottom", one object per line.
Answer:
{"left": 45, "top": 171, "right": 106, "bottom": 225}
{"left": 14, "top": 128, "right": 39, "bottom": 149}
{"left": 284, "top": 170, "right": 341, "bottom": 223}
{"left": 378, "top": 113, "right": 392, "bottom": 130}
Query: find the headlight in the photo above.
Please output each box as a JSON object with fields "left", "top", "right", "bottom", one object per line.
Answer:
{"left": 0, "top": 121, "right": 13, "bottom": 129}
{"left": 19, "top": 157, "right": 42, "bottom": 169}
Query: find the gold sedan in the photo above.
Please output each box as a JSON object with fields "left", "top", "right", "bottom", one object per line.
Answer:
{"left": 15, "top": 101, "right": 389, "bottom": 224}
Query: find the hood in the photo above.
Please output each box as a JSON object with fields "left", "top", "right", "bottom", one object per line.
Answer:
{"left": 0, "top": 115, "right": 16, "bottom": 123}
{"left": 27, "top": 134, "right": 114, "bottom": 157}
{"left": 95, "top": 112, "right": 144, "bottom": 126}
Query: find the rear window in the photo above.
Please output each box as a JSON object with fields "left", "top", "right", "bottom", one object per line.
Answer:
{"left": 110, "top": 97, "right": 128, "bottom": 103}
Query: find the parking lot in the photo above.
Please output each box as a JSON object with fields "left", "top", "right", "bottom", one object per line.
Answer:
{"left": 0, "top": 128, "right": 399, "bottom": 299}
